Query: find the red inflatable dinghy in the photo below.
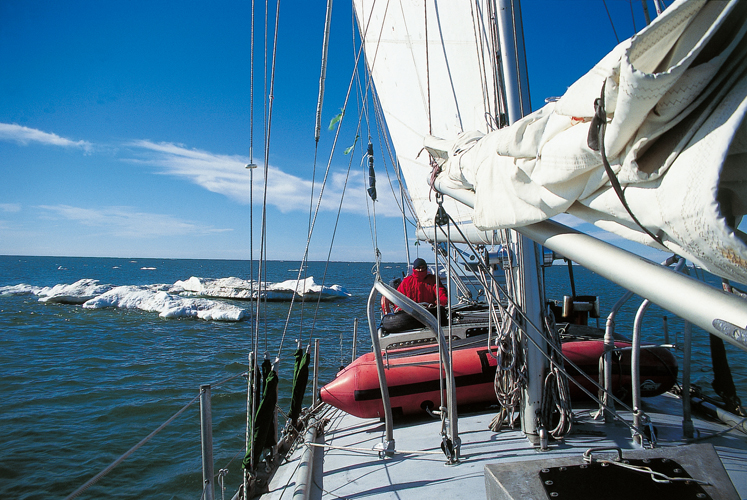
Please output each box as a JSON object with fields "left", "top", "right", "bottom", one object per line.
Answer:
{"left": 320, "top": 340, "right": 677, "bottom": 419}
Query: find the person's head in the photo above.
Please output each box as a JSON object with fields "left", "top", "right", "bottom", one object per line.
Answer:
{"left": 412, "top": 258, "right": 428, "bottom": 279}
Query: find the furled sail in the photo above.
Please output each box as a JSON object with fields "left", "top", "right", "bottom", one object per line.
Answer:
{"left": 429, "top": 0, "right": 747, "bottom": 284}
{"left": 352, "top": 0, "right": 503, "bottom": 238}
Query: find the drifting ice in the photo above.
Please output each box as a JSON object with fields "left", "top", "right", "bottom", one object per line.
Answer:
{"left": 1, "top": 274, "right": 350, "bottom": 322}
{"left": 83, "top": 286, "right": 246, "bottom": 322}
{"left": 0, "top": 279, "right": 111, "bottom": 304}
{"left": 173, "top": 276, "right": 351, "bottom": 302}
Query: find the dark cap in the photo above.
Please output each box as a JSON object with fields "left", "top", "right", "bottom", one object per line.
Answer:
{"left": 413, "top": 258, "right": 427, "bottom": 269}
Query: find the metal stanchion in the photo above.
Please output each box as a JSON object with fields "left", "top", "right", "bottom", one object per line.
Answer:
{"left": 352, "top": 318, "right": 358, "bottom": 362}
{"left": 200, "top": 384, "right": 215, "bottom": 500}
{"left": 312, "top": 339, "right": 320, "bottom": 407}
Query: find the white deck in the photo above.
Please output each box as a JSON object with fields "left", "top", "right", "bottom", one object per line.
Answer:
{"left": 263, "top": 395, "right": 747, "bottom": 499}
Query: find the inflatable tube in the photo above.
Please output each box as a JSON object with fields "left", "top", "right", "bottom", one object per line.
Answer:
{"left": 380, "top": 306, "right": 449, "bottom": 333}
{"left": 562, "top": 340, "right": 678, "bottom": 401}
{"left": 320, "top": 340, "right": 677, "bottom": 419}
{"left": 381, "top": 309, "right": 426, "bottom": 332}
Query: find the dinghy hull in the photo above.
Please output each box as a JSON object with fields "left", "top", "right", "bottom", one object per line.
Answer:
{"left": 320, "top": 340, "right": 677, "bottom": 418}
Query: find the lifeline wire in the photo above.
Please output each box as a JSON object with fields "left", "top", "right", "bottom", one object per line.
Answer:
{"left": 65, "top": 388, "right": 215, "bottom": 500}
{"left": 65, "top": 397, "right": 200, "bottom": 499}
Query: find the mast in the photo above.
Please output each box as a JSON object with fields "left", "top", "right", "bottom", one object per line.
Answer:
{"left": 496, "top": 0, "right": 547, "bottom": 442}
{"left": 351, "top": 0, "right": 550, "bottom": 441}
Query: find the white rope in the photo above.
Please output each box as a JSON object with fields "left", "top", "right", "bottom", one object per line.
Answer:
{"left": 687, "top": 415, "right": 747, "bottom": 442}
{"left": 306, "top": 441, "right": 444, "bottom": 456}
{"left": 540, "top": 315, "right": 573, "bottom": 439}
{"left": 490, "top": 305, "right": 524, "bottom": 432}
{"left": 597, "top": 459, "right": 710, "bottom": 485}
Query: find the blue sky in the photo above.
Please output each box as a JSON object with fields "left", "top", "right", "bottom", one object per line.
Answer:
{"left": 0, "top": 0, "right": 668, "bottom": 263}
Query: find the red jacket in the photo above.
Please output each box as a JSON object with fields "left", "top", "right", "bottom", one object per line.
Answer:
{"left": 396, "top": 271, "right": 448, "bottom": 306}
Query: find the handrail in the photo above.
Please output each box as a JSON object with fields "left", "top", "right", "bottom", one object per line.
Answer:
{"left": 631, "top": 299, "right": 652, "bottom": 445}
{"left": 366, "top": 286, "right": 395, "bottom": 456}
{"left": 602, "top": 256, "right": 679, "bottom": 421}
{"left": 372, "top": 280, "right": 460, "bottom": 462}
{"left": 601, "top": 290, "right": 634, "bottom": 420}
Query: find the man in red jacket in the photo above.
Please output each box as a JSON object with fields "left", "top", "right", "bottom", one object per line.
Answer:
{"left": 396, "top": 258, "right": 448, "bottom": 307}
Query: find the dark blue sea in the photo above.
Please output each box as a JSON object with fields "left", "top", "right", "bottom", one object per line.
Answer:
{"left": 1, "top": 255, "right": 744, "bottom": 499}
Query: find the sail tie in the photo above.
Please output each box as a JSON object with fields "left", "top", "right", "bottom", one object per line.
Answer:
{"left": 366, "top": 142, "right": 377, "bottom": 201}
{"left": 428, "top": 156, "right": 441, "bottom": 201}
{"left": 587, "top": 82, "right": 664, "bottom": 247}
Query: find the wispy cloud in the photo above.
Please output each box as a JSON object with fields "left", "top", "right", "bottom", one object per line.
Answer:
{"left": 0, "top": 123, "right": 92, "bottom": 152}
{"left": 37, "top": 205, "right": 231, "bottom": 238}
{"left": 0, "top": 123, "right": 402, "bottom": 219}
{"left": 126, "top": 140, "right": 402, "bottom": 217}
{"left": 0, "top": 203, "right": 21, "bottom": 213}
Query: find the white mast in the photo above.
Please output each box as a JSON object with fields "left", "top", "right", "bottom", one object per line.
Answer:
{"left": 352, "top": 0, "right": 550, "bottom": 441}
{"left": 495, "top": 0, "right": 547, "bottom": 442}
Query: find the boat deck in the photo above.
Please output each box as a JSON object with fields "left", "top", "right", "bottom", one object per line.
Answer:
{"left": 263, "top": 395, "right": 747, "bottom": 499}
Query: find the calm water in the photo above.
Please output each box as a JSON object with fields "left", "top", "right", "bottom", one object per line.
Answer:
{"left": 0, "top": 255, "right": 744, "bottom": 499}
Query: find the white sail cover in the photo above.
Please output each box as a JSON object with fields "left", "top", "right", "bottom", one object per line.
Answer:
{"left": 352, "top": 0, "right": 502, "bottom": 233}
{"left": 428, "top": 0, "right": 747, "bottom": 284}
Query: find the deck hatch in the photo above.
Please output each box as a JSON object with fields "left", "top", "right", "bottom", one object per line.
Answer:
{"left": 539, "top": 458, "right": 711, "bottom": 499}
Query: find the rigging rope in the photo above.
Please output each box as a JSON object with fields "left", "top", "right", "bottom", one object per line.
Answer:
{"left": 305, "top": 441, "right": 444, "bottom": 456}
{"left": 274, "top": 2, "right": 382, "bottom": 357}
{"left": 354, "top": 15, "right": 383, "bottom": 273}
{"left": 246, "top": 0, "right": 259, "bottom": 478}
{"left": 540, "top": 314, "right": 573, "bottom": 438}
{"left": 297, "top": 0, "right": 335, "bottom": 345}
{"left": 470, "top": 0, "right": 499, "bottom": 130}
{"left": 254, "top": 0, "right": 277, "bottom": 361}
{"left": 628, "top": 0, "right": 637, "bottom": 32}
{"left": 245, "top": 0, "right": 281, "bottom": 474}
{"left": 315, "top": 0, "right": 335, "bottom": 143}
{"left": 291, "top": 0, "right": 408, "bottom": 349}
{"left": 424, "top": 0, "right": 432, "bottom": 135}
{"left": 486, "top": 0, "right": 509, "bottom": 128}
{"left": 602, "top": 0, "right": 620, "bottom": 43}
{"left": 364, "top": 152, "right": 381, "bottom": 275}
{"left": 369, "top": 93, "right": 415, "bottom": 264}
{"left": 588, "top": 81, "right": 664, "bottom": 246}
{"left": 439, "top": 213, "right": 647, "bottom": 440}
{"left": 598, "top": 459, "right": 710, "bottom": 485}
{"left": 306, "top": 124, "right": 359, "bottom": 345}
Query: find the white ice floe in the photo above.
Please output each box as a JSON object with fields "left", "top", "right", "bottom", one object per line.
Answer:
{"left": 0, "top": 279, "right": 111, "bottom": 304}
{"left": 82, "top": 286, "right": 245, "bottom": 321}
{"left": 1, "top": 274, "right": 348, "bottom": 320}
{"left": 38, "top": 279, "right": 112, "bottom": 304}
{"left": 172, "top": 276, "right": 350, "bottom": 302}
{"left": 172, "top": 276, "right": 255, "bottom": 299}
{"left": 265, "top": 277, "right": 350, "bottom": 301}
